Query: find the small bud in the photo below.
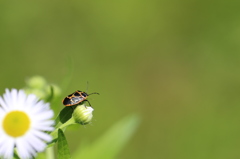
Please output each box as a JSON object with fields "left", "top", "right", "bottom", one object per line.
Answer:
{"left": 24, "top": 76, "right": 62, "bottom": 101}
{"left": 26, "top": 76, "right": 47, "bottom": 89}
{"left": 46, "top": 84, "right": 61, "bottom": 97}
{"left": 72, "top": 105, "right": 94, "bottom": 125}
{"left": 24, "top": 89, "right": 45, "bottom": 99}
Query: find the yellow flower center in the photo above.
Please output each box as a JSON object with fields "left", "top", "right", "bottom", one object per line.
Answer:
{"left": 3, "top": 111, "right": 30, "bottom": 137}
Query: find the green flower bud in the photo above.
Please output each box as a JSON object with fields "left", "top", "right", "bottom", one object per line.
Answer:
{"left": 26, "top": 76, "right": 47, "bottom": 89}
{"left": 46, "top": 84, "right": 62, "bottom": 97}
{"left": 72, "top": 104, "right": 94, "bottom": 125}
{"left": 24, "top": 76, "right": 62, "bottom": 101}
{"left": 24, "top": 88, "right": 45, "bottom": 99}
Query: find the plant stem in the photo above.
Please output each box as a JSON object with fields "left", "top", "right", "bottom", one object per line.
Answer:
{"left": 50, "top": 117, "right": 76, "bottom": 140}
{"left": 46, "top": 146, "right": 54, "bottom": 159}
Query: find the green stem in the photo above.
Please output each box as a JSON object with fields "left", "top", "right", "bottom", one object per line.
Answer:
{"left": 50, "top": 117, "right": 76, "bottom": 140}
{"left": 46, "top": 146, "right": 55, "bottom": 159}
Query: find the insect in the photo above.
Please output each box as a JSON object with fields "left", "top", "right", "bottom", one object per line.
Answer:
{"left": 62, "top": 90, "right": 99, "bottom": 107}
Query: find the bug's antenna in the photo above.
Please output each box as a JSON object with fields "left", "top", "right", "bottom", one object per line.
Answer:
{"left": 86, "top": 81, "right": 89, "bottom": 93}
{"left": 88, "top": 92, "right": 100, "bottom": 96}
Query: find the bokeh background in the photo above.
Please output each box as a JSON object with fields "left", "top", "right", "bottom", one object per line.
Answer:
{"left": 1, "top": 1, "right": 240, "bottom": 159}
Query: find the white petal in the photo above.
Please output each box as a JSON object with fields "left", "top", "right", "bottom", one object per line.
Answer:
{"left": 3, "top": 89, "right": 11, "bottom": 108}
{"left": 28, "top": 94, "right": 38, "bottom": 104}
{"left": 31, "top": 101, "right": 48, "bottom": 113}
{"left": 11, "top": 89, "right": 18, "bottom": 108}
{"left": 30, "top": 129, "right": 52, "bottom": 142}
{"left": 0, "top": 137, "right": 14, "bottom": 159}
{"left": 33, "top": 111, "right": 54, "bottom": 122}
{"left": 26, "top": 132, "right": 47, "bottom": 152}
{"left": 32, "top": 121, "right": 55, "bottom": 131}
{"left": 16, "top": 137, "right": 35, "bottom": 159}
{"left": 0, "top": 97, "right": 8, "bottom": 111}
{"left": 16, "top": 90, "right": 27, "bottom": 109}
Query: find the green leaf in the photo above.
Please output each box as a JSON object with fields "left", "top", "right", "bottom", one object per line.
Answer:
{"left": 45, "top": 85, "right": 54, "bottom": 103}
{"left": 59, "top": 107, "right": 74, "bottom": 123}
{"left": 57, "top": 129, "right": 72, "bottom": 159}
{"left": 54, "top": 107, "right": 74, "bottom": 129}
{"left": 52, "top": 106, "right": 74, "bottom": 135}
{"left": 72, "top": 114, "right": 141, "bottom": 159}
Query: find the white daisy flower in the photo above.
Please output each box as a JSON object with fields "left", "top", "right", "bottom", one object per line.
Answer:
{"left": 0, "top": 89, "right": 54, "bottom": 159}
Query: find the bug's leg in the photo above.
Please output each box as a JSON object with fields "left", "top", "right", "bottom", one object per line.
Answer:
{"left": 85, "top": 100, "right": 93, "bottom": 108}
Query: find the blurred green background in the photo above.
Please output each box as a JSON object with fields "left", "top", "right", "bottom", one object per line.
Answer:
{"left": 1, "top": 1, "right": 240, "bottom": 159}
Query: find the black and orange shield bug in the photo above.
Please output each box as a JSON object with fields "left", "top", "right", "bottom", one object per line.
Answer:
{"left": 62, "top": 90, "right": 99, "bottom": 107}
